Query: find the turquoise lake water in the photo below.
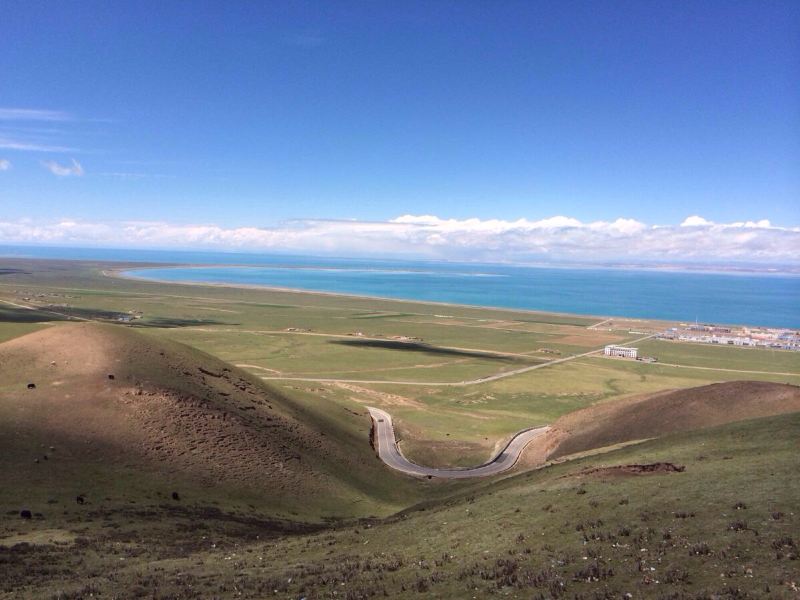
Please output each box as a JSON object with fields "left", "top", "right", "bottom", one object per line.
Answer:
{"left": 127, "top": 263, "right": 799, "bottom": 328}
{"left": 1, "top": 245, "right": 797, "bottom": 328}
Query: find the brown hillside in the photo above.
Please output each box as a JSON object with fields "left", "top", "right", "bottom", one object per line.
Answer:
{"left": 544, "top": 381, "right": 800, "bottom": 460}
{"left": 0, "top": 323, "right": 405, "bottom": 520}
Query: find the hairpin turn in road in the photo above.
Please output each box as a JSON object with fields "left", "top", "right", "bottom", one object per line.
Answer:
{"left": 367, "top": 406, "right": 549, "bottom": 479}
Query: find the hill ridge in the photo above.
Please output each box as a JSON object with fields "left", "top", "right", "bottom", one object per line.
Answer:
{"left": 538, "top": 380, "right": 800, "bottom": 462}
{"left": 0, "top": 322, "right": 418, "bottom": 521}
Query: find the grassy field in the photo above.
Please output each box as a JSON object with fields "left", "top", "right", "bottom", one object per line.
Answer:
{"left": 0, "top": 322, "right": 452, "bottom": 522}
{"left": 349, "top": 354, "right": 800, "bottom": 466}
{"left": 0, "top": 321, "right": 44, "bottom": 343}
{"left": 142, "top": 327, "right": 547, "bottom": 381}
{"left": 1, "top": 258, "right": 798, "bottom": 469}
{"left": 4, "top": 412, "right": 798, "bottom": 599}
{"left": 637, "top": 338, "right": 800, "bottom": 372}
{"left": 1, "top": 258, "right": 799, "bottom": 599}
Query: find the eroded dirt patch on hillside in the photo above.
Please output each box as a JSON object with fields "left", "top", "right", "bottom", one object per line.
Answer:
{"left": 0, "top": 529, "right": 77, "bottom": 548}
{"left": 335, "top": 382, "right": 424, "bottom": 408}
{"left": 566, "top": 462, "right": 686, "bottom": 480}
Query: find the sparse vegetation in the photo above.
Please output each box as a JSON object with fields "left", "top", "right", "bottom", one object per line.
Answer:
{"left": 0, "top": 259, "right": 798, "bottom": 598}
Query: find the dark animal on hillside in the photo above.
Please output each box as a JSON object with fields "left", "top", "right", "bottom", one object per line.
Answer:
{"left": 20, "top": 510, "right": 32, "bottom": 519}
{"left": 27, "top": 383, "right": 36, "bottom": 389}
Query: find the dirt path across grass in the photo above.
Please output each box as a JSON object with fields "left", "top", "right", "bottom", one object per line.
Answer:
{"left": 0, "top": 293, "right": 659, "bottom": 386}
{"left": 257, "top": 335, "right": 657, "bottom": 386}
{"left": 592, "top": 355, "right": 800, "bottom": 378}
{"left": 587, "top": 318, "right": 612, "bottom": 329}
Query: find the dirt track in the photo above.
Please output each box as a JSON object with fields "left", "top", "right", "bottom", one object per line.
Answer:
{"left": 259, "top": 334, "right": 658, "bottom": 387}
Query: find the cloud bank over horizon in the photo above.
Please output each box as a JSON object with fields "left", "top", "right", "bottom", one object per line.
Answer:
{"left": 0, "top": 214, "right": 798, "bottom": 266}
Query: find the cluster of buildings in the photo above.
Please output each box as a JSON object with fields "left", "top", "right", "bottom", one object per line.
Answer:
{"left": 658, "top": 323, "right": 800, "bottom": 351}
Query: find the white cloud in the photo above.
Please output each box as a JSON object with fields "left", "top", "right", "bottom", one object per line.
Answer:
{"left": 42, "top": 158, "right": 84, "bottom": 177}
{"left": 681, "top": 215, "right": 777, "bottom": 230}
{"left": 0, "top": 214, "right": 797, "bottom": 265}
{"left": 680, "top": 215, "right": 714, "bottom": 227}
{"left": 730, "top": 219, "right": 772, "bottom": 229}
{"left": 0, "top": 108, "right": 89, "bottom": 154}
{"left": 0, "top": 137, "right": 77, "bottom": 152}
{"left": 0, "top": 108, "right": 72, "bottom": 121}
{"left": 391, "top": 214, "right": 587, "bottom": 231}
{"left": 0, "top": 159, "right": 10, "bottom": 171}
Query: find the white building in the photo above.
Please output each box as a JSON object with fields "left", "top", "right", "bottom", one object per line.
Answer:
{"left": 604, "top": 345, "right": 638, "bottom": 359}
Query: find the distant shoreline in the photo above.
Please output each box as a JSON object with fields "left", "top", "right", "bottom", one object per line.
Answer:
{"left": 108, "top": 266, "right": 617, "bottom": 323}
{"left": 110, "top": 264, "right": 800, "bottom": 330}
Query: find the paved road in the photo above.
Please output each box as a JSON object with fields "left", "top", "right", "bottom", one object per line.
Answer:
{"left": 367, "top": 406, "right": 549, "bottom": 479}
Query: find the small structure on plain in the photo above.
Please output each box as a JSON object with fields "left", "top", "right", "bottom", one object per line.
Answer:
{"left": 604, "top": 345, "right": 638, "bottom": 359}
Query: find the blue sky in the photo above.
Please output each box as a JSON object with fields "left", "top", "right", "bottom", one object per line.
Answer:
{"left": 1, "top": 1, "right": 798, "bottom": 263}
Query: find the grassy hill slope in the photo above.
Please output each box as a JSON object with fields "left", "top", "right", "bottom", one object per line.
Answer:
{"left": 4, "top": 409, "right": 798, "bottom": 598}
{"left": 0, "top": 323, "right": 431, "bottom": 526}
{"left": 527, "top": 381, "right": 800, "bottom": 463}
{"left": 2, "top": 320, "right": 799, "bottom": 598}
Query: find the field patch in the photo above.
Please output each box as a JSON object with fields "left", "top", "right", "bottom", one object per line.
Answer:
{"left": 334, "top": 382, "right": 424, "bottom": 408}
{"left": 637, "top": 338, "right": 800, "bottom": 373}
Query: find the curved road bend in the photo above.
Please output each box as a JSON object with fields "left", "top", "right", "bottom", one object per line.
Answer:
{"left": 367, "top": 407, "right": 549, "bottom": 479}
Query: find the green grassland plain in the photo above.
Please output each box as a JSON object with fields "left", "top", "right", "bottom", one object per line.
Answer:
{"left": 2, "top": 258, "right": 800, "bottom": 599}
{"left": 1, "top": 257, "right": 798, "bottom": 469}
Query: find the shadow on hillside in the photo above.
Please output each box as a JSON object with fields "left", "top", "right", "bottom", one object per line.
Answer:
{"left": 329, "top": 339, "right": 514, "bottom": 361}
{"left": 60, "top": 306, "right": 239, "bottom": 328}
{"left": 54, "top": 307, "right": 137, "bottom": 321}
{"left": 0, "top": 305, "right": 67, "bottom": 323}
{"left": 0, "top": 304, "right": 235, "bottom": 329}
{"left": 0, "top": 268, "right": 32, "bottom": 276}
